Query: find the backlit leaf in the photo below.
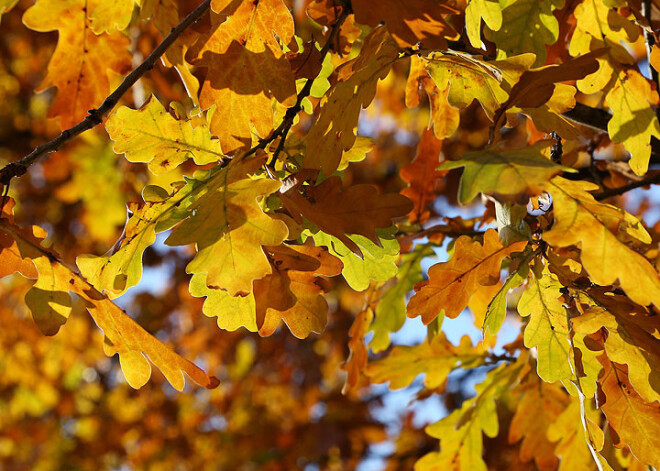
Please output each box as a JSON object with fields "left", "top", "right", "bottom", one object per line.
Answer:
{"left": 544, "top": 177, "right": 660, "bottom": 308}
{"left": 408, "top": 229, "right": 527, "bottom": 324}
{"left": 304, "top": 27, "right": 399, "bottom": 175}
{"left": 441, "top": 141, "right": 571, "bottom": 205}
{"left": 106, "top": 96, "right": 225, "bottom": 175}
{"left": 22, "top": 0, "right": 131, "bottom": 128}
{"left": 281, "top": 175, "right": 412, "bottom": 258}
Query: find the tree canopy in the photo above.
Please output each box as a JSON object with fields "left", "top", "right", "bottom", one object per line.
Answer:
{"left": 1, "top": 0, "right": 660, "bottom": 469}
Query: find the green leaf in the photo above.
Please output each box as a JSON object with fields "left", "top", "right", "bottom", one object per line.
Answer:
{"left": 370, "top": 244, "right": 434, "bottom": 352}
{"left": 440, "top": 141, "right": 573, "bottom": 204}
{"left": 484, "top": 0, "right": 563, "bottom": 66}
{"left": 310, "top": 227, "right": 400, "bottom": 292}
{"left": 483, "top": 259, "right": 528, "bottom": 336}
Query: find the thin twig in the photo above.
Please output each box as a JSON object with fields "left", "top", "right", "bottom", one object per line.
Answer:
{"left": 0, "top": 0, "right": 212, "bottom": 189}
{"left": 593, "top": 172, "right": 660, "bottom": 200}
{"left": 240, "top": 8, "right": 350, "bottom": 169}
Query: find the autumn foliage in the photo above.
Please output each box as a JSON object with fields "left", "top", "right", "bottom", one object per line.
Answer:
{"left": 3, "top": 0, "right": 660, "bottom": 469}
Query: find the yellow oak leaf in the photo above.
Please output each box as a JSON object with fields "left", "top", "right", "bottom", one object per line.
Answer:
{"left": 140, "top": 0, "right": 200, "bottom": 103}
{"left": 569, "top": 0, "right": 658, "bottom": 174}
{"left": 189, "top": 273, "right": 258, "bottom": 332}
{"left": 509, "top": 377, "right": 568, "bottom": 471}
{"left": 89, "top": 0, "right": 136, "bottom": 33}
{"left": 440, "top": 141, "right": 571, "bottom": 205}
{"left": 407, "top": 229, "right": 527, "bottom": 325}
{"left": 544, "top": 177, "right": 660, "bottom": 308}
{"left": 187, "top": 0, "right": 296, "bottom": 152}
{"left": 352, "top": 0, "right": 460, "bottom": 49}
{"left": 547, "top": 399, "right": 607, "bottom": 471}
{"left": 280, "top": 175, "right": 412, "bottom": 258}
{"left": 573, "top": 295, "right": 660, "bottom": 403}
{"left": 189, "top": 244, "right": 341, "bottom": 338}
{"left": 0, "top": 215, "right": 218, "bottom": 391}
{"left": 517, "top": 268, "right": 584, "bottom": 385}
{"left": 465, "top": 0, "right": 503, "bottom": 48}
{"left": 426, "top": 52, "right": 535, "bottom": 122}
{"left": 166, "top": 162, "right": 288, "bottom": 296}
{"left": 484, "top": 0, "right": 563, "bottom": 66}
{"left": 106, "top": 95, "right": 225, "bottom": 175}
{"left": 606, "top": 69, "right": 660, "bottom": 175}
{"left": 417, "top": 362, "right": 522, "bottom": 471}
{"left": 599, "top": 358, "right": 660, "bottom": 470}
{"left": 22, "top": 0, "right": 131, "bottom": 128}
{"left": 304, "top": 27, "right": 399, "bottom": 175}
{"left": 366, "top": 333, "right": 487, "bottom": 390}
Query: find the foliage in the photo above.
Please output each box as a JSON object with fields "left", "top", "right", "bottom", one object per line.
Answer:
{"left": 1, "top": 0, "right": 660, "bottom": 469}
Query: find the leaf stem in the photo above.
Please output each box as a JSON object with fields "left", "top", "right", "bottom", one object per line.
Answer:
{"left": 0, "top": 0, "right": 212, "bottom": 189}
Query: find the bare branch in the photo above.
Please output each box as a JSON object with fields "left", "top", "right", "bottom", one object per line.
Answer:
{"left": 0, "top": 0, "right": 212, "bottom": 187}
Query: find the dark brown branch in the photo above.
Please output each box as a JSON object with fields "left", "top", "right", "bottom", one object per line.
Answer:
{"left": 240, "top": 8, "right": 350, "bottom": 169}
{"left": 0, "top": 0, "right": 212, "bottom": 188}
{"left": 593, "top": 172, "right": 660, "bottom": 200}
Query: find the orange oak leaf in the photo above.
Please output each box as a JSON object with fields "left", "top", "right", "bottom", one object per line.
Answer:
{"left": 352, "top": 0, "right": 460, "bottom": 49}
{"left": 407, "top": 229, "right": 527, "bottom": 325}
{"left": 187, "top": 0, "right": 296, "bottom": 152}
{"left": 0, "top": 200, "right": 38, "bottom": 279}
{"left": 22, "top": 0, "right": 131, "bottom": 128}
{"left": 0, "top": 214, "right": 218, "bottom": 391}
{"left": 401, "top": 129, "right": 447, "bottom": 224}
{"left": 280, "top": 175, "right": 413, "bottom": 257}
{"left": 341, "top": 308, "right": 373, "bottom": 394}
{"left": 598, "top": 358, "right": 660, "bottom": 469}
{"left": 508, "top": 378, "right": 569, "bottom": 471}
{"left": 256, "top": 243, "right": 343, "bottom": 339}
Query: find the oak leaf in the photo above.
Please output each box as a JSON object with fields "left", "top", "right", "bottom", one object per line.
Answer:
{"left": 352, "top": 0, "right": 460, "bottom": 49}
{"left": 417, "top": 362, "right": 522, "bottom": 471}
{"left": 166, "top": 162, "right": 289, "bottom": 296}
{"left": 517, "top": 269, "right": 573, "bottom": 383}
{"left": 407, "top": 229, "right": 527, "bottom": 325}
{"left": 401, "top": 129, "right": 447, "bottom": 224}
{"left": 255, "top": 243, "right": 343, "bottom": 339}
{"left": 22, "top": 0, "right": 132, "bottom": 128}
{"left": 106, "top": 96, "right": 225, "bottom": 175}
{"left": 484, "top": 0, "right": 563, "bottom": 66}
{"left": 465, "top": 0, "right": 502, "bottom": 48}
{"left": 342, "top": 308, "right": 373, "bottom": 394}
{"left": 572, "top": 295, "right": 660, "bottom": 403}
{"left": 1, "top": 214, "right": 218, "bottom": 391}
{"left": 304, "top": 27, "right": 399, "bottom": 175}
{"left": 598, "top": 358, "right": 660, "bottom": 469}
{"left": 366, "top": 333, "right": 487, "bottom": 390}
{"left": 544, "top": 177, "right": 660, "bottom": 308}
{"left": 441, "top": 141, "right": 571, "bottom": 205}
{"left": 280, "top": 175, "right": 412, "bottom": 258}
{"left": 508, "top": 379, "right": 569, "bottom": 471}
{"left": 187, "top": 0, "right": 296, "bottom": 152}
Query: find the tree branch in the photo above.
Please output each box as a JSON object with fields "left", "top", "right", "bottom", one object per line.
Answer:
{"left": 241, "top": 7, "right": 350, "bottom": 169}
{"left": 0, "top": 0, "right": 212, "bottom": 188}
{"left": 593, "top": 171, "right": 660, "bottom": 200}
